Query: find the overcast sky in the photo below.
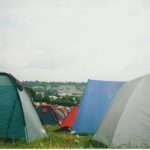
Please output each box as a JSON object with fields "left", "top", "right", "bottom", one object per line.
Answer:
{"left": 0, "top": 0, "right": 150, "bottom": 82}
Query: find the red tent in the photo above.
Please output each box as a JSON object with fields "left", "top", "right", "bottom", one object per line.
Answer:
{"left": 59, "top": 105, "right": 78, "bottom": 129}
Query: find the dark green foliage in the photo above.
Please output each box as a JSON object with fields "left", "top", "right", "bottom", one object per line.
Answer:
{"left": 44, "top": 89, "right": 58, "bottom": 96}
{"left": 43, "top": 94, "right": 50, "bottom": 103}
{"left": 50, "top": 98, "right": 76, "bottom": 107}
{"left": 25, "top": 87, "right": 36, "bottom": 101}
{"left": 35, "top": 94, "right": 43, "bottom": 102}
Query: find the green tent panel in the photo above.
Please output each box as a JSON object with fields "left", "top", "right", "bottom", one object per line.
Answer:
{"left": 0, "top": 72, "right": 47, "bottom": 143}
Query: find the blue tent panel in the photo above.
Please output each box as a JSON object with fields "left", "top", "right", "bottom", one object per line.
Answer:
{"left": 72, "top": 79, "right": 125, "bottom": 134}
{"left": 37, "top": 106, "right": 58, "bottom": 125}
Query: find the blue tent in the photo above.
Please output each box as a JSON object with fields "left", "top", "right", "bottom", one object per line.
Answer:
{"left": 36, "top": 105, "right": 58, "bottom": 125}
{"left": 72, "top": 79, "right": 125, "bottom": 134}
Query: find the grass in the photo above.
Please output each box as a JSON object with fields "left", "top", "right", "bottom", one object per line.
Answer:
{"left": 0, "top": 125, "right": 107, "bottom": 148}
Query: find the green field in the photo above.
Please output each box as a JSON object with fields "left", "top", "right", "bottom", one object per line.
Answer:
{"left": 0, "top": 125, "right": 106, "bottom": 148}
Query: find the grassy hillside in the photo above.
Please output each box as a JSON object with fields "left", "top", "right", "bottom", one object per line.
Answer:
{"left": 0, "top": 125, "right": 106, "bottom": 148}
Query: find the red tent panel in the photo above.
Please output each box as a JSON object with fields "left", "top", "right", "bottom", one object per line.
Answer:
{"left": 60, "top": 105, "right": 78, "bottom": 128}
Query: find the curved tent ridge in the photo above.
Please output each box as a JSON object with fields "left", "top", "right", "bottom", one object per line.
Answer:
{"left": 93, "top": 74, "right": 150, "bottom": 148}
{"left": 0, "top": 72, "right": 47, "bottom": 143}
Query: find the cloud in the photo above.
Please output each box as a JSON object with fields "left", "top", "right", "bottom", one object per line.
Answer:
{"left": 0, "top": 0, "right": 150, "bottom": 81}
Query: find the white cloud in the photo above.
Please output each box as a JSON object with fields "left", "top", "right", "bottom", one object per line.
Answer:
{"left": 0, "top": 0, "right": 150, "bottom": 81}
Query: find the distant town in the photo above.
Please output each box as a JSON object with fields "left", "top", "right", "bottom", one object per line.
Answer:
{"left": 22, "top": 81, "right": 86, "bottom": 106}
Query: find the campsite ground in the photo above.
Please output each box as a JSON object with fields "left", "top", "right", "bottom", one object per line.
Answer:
{"left": 0, "top": 125, "right": 106, "bottom": 148}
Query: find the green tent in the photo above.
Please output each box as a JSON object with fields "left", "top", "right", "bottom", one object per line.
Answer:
{"left": 0, "top": 72, "right": 47, "bottom": 143}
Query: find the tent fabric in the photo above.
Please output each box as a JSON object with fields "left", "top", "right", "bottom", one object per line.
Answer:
{"left": 18, "top": 89, "right": 47, "bottom": 142}
{"left": 72, "top": 79, "right": 125, "bottom": 134}
{"left": 56, "top": 106, "right": 68, "bottom": 115}
{"left": 60, "top": 105, "right": 78, "bottom": 129}
{"left": 55, "top": 109, "right": 66, "bottom": 120}
{"left": 42, "top": 108, "right": 48, "bottom": 113}
{"left": 0, "top": 72, "right": 47, "bottom": 143}
{"left": 36, "top": 105, "right": 58, "bottom": 125}
{"left": 0, "top": 75, "right": 25, "bottom": 140}
{"left": 93, "top": 74, "right": 150, "bottom": 148}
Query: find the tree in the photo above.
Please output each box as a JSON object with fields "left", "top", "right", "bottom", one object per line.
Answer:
{"left": 43, "top": 94, "right": 50, "bottom": 103}
{"left": 35, "top": 94, "right": 43, "bottom": 102}
{"left": 25, "top": 87, "right": 36, "bottom": 101}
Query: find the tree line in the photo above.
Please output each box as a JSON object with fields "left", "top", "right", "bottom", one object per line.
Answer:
{"left": 25, "top": 87, "right": 80, "bottom": 106}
